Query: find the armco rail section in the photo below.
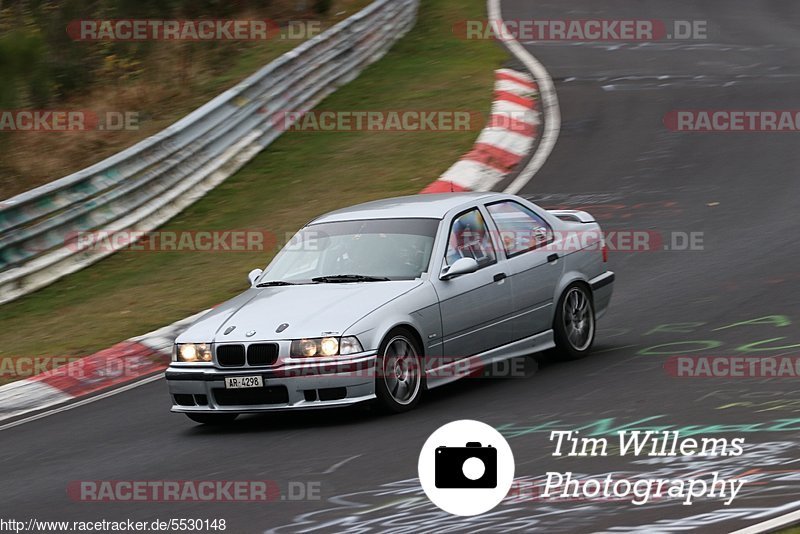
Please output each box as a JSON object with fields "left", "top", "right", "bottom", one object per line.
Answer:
{"left": 0, "top": 0, "right": 418, "bottom": 305}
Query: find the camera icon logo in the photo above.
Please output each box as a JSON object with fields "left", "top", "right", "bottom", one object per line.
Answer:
{"left": 418, "top": 420, "right": 515, "bottom": 516}
{"left": 435, "top": 442, "right": 497, "bottom": 489}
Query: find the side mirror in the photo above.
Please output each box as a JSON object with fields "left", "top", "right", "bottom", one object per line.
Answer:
{"left": 440, "top": 257, "right": 479, "bottom": 280}
{"left": 248, "top": 268, "right": 263, "bottom": 287}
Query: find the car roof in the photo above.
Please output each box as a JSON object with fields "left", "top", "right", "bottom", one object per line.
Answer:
{"left": 309, "top": 193, "right": 500, "bottom": 224}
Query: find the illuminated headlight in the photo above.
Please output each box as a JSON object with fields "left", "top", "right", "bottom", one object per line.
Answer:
{"left": 320, "top": 337, "right": 339, "bottom": 356}
{"left": 175, "top": 343, "right": 213, "bottom": 363}
{"left": 290, "top": 336, "right": 363, "bottom": 358}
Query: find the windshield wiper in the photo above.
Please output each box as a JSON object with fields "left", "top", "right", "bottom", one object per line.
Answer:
{"left": 312, "top": 274, "right": 391, "bottom": 283}
{"left": 256, "top": 280, "right": 297, "bottom": 287}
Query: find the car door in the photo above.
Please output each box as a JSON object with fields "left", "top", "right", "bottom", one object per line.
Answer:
{"left": 485, "top": 200, "right": 564, "bottom": 339}
{"left": 431, "top": 206, "right": 514, "bottom": 362}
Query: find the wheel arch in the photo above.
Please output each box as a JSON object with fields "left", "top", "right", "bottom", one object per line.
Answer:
{"left": 384, "top": 323, "right": 426, "bottom": 358}
{"left": 554, "top": 270, "right": 594, "bottom": 307}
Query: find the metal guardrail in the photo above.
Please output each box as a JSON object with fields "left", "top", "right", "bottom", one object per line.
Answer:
{"left": 0, "top": 0, "right": 418, "bottom": 305}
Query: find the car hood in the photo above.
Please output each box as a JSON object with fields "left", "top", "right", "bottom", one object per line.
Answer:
{"left": 177, "top": 280, "right": 422, "bottom": 343}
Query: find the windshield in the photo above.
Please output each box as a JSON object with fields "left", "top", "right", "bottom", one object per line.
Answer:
{"left": 262, "top": 218, "right": 440, "bottom": 283}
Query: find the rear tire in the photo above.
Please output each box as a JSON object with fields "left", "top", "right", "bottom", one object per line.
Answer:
{"left": 185, "top": 413, "right": 239, "bottom": 425}
{"left": 553, "top": 283, "right": 595, "bottom": 360}
{"left": 374, "top": 328, "right": 424, "bottom": 413}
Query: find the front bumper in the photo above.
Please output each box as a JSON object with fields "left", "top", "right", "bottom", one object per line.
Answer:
{"left": 166, "top": 353, "right": 377, "bottom": 413}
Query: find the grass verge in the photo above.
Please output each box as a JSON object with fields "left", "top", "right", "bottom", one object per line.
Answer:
{"left": 0, "top": 0, "right": 506, "bottom": 378}
{"left": 0, "top": 0, "right": 372, "bottom": 198}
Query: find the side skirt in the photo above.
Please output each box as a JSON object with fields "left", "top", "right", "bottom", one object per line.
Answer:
{"left": 425, "top": 330, "right": 555, "bottom": 390}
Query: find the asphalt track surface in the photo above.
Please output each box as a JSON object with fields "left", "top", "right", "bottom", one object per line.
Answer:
{"left": 3, "top": 1, "right": 800, "bottom": 532}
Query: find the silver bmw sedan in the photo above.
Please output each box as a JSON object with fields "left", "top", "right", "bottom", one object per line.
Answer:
{"left": 167, "top": 193, "right": 614, "bottom": 423}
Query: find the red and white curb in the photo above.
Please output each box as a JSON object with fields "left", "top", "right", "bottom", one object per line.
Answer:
{"left": 0, "top": 310, "right": 206, "bottom": 423}
{"left": 422, "top": 68, "right": 540, "bottom": 193}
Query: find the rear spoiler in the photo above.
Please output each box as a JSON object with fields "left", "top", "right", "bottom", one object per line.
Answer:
{"left": 547, "top": 210, "right": 596, "bottom": 223}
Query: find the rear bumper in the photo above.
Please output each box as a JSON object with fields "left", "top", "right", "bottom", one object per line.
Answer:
{"left": 166, "top": 353, "right": 377, "bottom": 413}
{"left": 590, "top": 271, "right": 615, "bottom": 319}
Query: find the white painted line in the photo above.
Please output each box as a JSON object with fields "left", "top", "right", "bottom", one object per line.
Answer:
{"left": 0, "top": 373, "right": 163, "bottom": 432}
{"left": 323, "top": 454, "right": 363, "bottom": 474}
{"left": 729, "top": 506, "right": 800, "bottom": 534}
{"left": 488, "top": 0, "right": 561, "bottom": 194}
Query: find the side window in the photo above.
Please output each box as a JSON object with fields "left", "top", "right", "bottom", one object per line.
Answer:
{"left": 444, "top": 209, "right": 496, "bottom": 268}
{"left": 486, "top": 201, "right": 553, "bottom": 257}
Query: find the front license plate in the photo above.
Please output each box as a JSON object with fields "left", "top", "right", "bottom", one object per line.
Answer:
{"left": 224, "top": 376, "right": 263, "bottom": 389}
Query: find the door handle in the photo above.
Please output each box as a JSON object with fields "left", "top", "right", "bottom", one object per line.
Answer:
{"left": 547, "top": 253, "right": 559, "bottom": 263}
{"left": 493, "top": 273, "right": 507, "bottom": 282}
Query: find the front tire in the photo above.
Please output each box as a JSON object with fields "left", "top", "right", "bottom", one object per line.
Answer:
{"left": 374, "top": 329, "right": 424, "bottom": 413}
{"left": 553, "top": 283, "right": 596, "bottom": 360}
{"left": 185, "top": 413, "right": 239, "bottom": 425}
